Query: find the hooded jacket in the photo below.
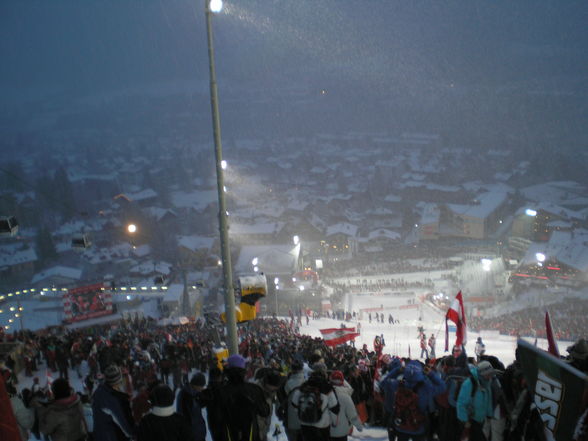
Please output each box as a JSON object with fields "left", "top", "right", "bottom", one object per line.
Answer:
{"left": 291, "top": 373, "right": 340, "bottom": 429}
{"left": 379, "top": 361, "right": 446, "bottom": 435}
{"left": 176, "top": 384, "right": 206, "bottom": 441}
{"left": 456, "top": 365, "right": 494, "bottom": 424}
{"left": 92, "top": 383, "right": 136, "bottom": 441}
{"left": 39, "top": 394, "right": 87, "bottom": 441}
{"left": 137, "top": 405, "right": 192, "bottom": 441}
{"left": 329, "top": 383, "right": 363, "bottom": 437}
{"left": 284, "top": 371, "right": 305, "bottom": 430}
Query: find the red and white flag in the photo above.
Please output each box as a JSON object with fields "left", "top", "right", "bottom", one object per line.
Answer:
{"left": 46, "top": 368, "right": 54, "bottom": 387}
{"left": 445, "top": 291, "right": 467, "bottom": 351}
{"left": 545, "top": 310, "right": 560, "bottom": 357}
{"left": 320, "top": 327, "right": 360, "bottom": 347}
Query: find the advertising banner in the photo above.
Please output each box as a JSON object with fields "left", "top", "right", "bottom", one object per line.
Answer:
{"left": 63, "top": 283, "right": 113, "bottom": 323}
{"left": 517, "top": 339, "right": 588, "bottom": 441}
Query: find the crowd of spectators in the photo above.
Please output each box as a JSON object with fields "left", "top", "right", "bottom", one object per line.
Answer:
{"left": 470, "top": 298, "right": 588, "bottom": 341}
{"left": 1, "top": 314, "right": 587, "bottom": 441}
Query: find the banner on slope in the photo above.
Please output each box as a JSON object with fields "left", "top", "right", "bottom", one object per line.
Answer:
{"left": 517, "top": 338, "right": 588, "bottom": 441}
{"left": 63, "top": 283, "right": 113, "bottom": 323}
{"left": 320, "top": 327, "right": 360, "bottom": 347}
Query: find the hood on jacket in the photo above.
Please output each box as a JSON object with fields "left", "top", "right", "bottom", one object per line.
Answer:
{"left": 53, "top": 394, "right": 80, "bottom": 409}
{"left": 402, "top": 362, "right": 425, "bottom": 388}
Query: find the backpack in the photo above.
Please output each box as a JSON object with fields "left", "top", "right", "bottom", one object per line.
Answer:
{"left": 447, "top": 373, "right": 478, "bottom": 407}
{"left": 297, "top": 384, "right": 323, "bottom": 424}
{"left": 393, "top": 381, "right": 427, "bottom": 433}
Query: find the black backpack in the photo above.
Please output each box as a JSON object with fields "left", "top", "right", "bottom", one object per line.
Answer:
{"left": 297, "top": 384, "right": 323, "bottom": 424}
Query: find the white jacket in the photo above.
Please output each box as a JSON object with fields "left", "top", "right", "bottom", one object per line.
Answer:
{"left": 291, "top": 386, "right": 338, "bottom": 429}
{"left": 329, "top": 384, "right": 363, "bottom": 437}
{"left": 284, "top": 372, "right": 306, "bottom": 430}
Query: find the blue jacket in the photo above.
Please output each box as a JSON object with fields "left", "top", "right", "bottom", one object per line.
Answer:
{"left": 380, "top": 361, "right": 446, "bottom": 435}
{"left": 92, "top": 383, "right": 136, "bottom": 441}
{"left": 177, "top": 384, "right": 207, "bottom": 441}
{"left": 456, "top": 365, "right": 493, "bottom": 423}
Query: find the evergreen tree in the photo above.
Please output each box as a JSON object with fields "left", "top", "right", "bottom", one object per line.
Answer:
{"left": 35, "top": 227, "right": 57, "bottom": 262}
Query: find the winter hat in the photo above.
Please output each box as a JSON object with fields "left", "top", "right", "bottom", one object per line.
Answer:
{"left": 290, "top": 359, "right": 303, "bottom": 372}
{"left": 227, "top": 354, "right": 246, "bottom": 369}
{"left": 104, "top": 365, "right": 123, "bottom": 386}
{"left": 190, "top": 372, "right": 206, "bottom": 387}
{"left": 52, "top": 378, "right": 71, "bottom": 400}
{"left": 477, "top": 361, "right": 499, "bottom": 377}
{"left": 150, "top": 384, "right": 175, "bottom": 408}
{"left": 312, "top": 362, "right": 328, "bottom": 375}
{"left": 264, "top": 370, "right": 283, "bottom": 388}
{"left": 330, "top": 370, "right": 345, "bottom": 386}
{"left": 567, "top": 338, "right": 588, "bottom": 361}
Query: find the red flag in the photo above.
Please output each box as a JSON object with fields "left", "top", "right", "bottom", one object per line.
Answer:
{"left": 545, "top": 310, "right": 560, "bottom": 357}
{"left": 319, "top": 327, "right": 360, "bottom": 347}
{"left": 445, "top": 291, "right": 467, "bottom": 351}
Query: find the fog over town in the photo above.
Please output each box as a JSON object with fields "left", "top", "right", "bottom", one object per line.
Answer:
{"left": 1, "top": 0, "right": 588, "bottom": 340}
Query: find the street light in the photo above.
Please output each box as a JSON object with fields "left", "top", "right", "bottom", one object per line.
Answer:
{"left": 127, "top": 224, "right": 137, "bottom": 234}
{"left": 293, "top": 235, "right": 300, "bottom": 245}
{"left": 205, "top": 0, "right": 238, "bottom": 355}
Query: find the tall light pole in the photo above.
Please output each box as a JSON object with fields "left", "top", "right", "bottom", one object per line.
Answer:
{"left": 205, "top": 0, "right": 238, "bottom": 355}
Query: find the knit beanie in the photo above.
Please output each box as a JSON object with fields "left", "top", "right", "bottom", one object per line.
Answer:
{"left": 330, "top": 370, "right": 345, "bottom": 386}
{"left": 104, "top": 365, "right": 123, "bottom": 386}
{"left": 150, "top": 384, "right": 175, "bottom": 408}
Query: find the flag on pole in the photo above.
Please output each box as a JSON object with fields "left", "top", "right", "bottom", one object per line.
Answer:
{"left": 46, "top": 368, "right": 54, "bottom": 387}
{"left": 445, "top": 291, "right": 467, "bottom": 352}
{"left": 545, "top": 310, "right": 560, "bottom": 357}
{"left": 319, "top": 327, "right": 360, "bottom": 347}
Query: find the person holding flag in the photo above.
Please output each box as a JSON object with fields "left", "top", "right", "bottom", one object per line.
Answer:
{"left": 445, "top": 291, "right": 467, "bottom": 353}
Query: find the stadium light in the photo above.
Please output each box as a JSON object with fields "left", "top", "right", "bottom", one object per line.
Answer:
{"left": 127, "top": 224, "right": 137, "bottom": 234}
{"left": 525, "top": 209, "right": 537, "bottom": 217}
{"left": 209, "top": 0, "right": 223, "bottom": 13}
{"left": 293, "top": 235, "right": 300, "bottom": 245}
{"left": 536, "top": 253, "right": 546, "bottom": 262}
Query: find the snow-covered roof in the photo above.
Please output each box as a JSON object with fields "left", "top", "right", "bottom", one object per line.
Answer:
{"left": 230, "top": 222, "right": 284, "bottom": 236}
{"left": 31, "top": 266, "right": 82, "bottom": 284}
{"left": 125, "top": 188, "right": 158, "bottom": 202}
{"left": 0, "top": 248, "right": 38, "bottom": 267}
{"left": 171, "top": 190, "right": 217, "bottom": 210}
{"left": 326, "top": 222, "right": 358, "bottom": 238}
{"left": 178, "top": 235, "right": 215, "bottom": 252}
{"left": 447, "top": 191, "right": 508, "bottom": 220}
{"left": 235, "top": 244, "right": 300, "bottom": 275}
{"left": 521, "top": 230, "right": 588, "bottom": 272}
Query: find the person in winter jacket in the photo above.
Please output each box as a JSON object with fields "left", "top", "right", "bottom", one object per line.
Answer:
{"left": 292, "top": 367, "right": 340, "bottom": 441}
{"left": 199, "top": 367, "right": 226, "bottom": 441}
{"left": 456, "top": 361, "right": 497, "bottom": 441}
{"left": 92, "top": 364, "right": 136, "bottom": 441}
{"left": 137, "top": 384, "right": 192, "bottom": 441}
{"left": 38, "top": 377, "right": 88, "bottom": 441}
{"left": 176, "top": 372, "right": 207, "bottom": 441}
{"left": 329, "top": 371, "right": 363, "bottom": 441}
{"left": 379, "top": 359, "right": 446, "bottom": 441}
{"left": 210, "top": 354, "right": 271, "bottom": 441}
{"left": 282, "top": 360, "right": 306, "bottom": 441}
{"left": 254, "top": 368, "right": 283, "bottom": 441}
